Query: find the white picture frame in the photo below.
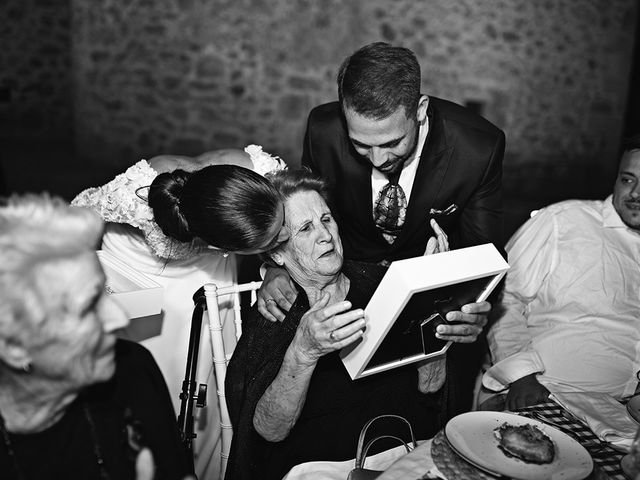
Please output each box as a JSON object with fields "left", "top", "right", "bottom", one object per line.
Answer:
{"left": 340, "top": 243, "right": 509, "bottom": 379}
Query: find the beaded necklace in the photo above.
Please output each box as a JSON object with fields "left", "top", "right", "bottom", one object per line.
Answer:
{"left": 0, "top": 401, "right": 110, "bottom": 480}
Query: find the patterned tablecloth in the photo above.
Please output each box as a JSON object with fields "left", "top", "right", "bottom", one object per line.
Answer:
{"left": 380, "top": 399, "right": 629, "bottom": 480}
{"left": 515, "top": 400, "right": 626, "bottom": 480}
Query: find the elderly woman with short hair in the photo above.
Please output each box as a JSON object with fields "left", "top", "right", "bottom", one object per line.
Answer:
{"left": 225, "top": 170, "right": 487, "bottom": 480}
{"left": 0, "top": 194, "right": 191, "bottom": 480}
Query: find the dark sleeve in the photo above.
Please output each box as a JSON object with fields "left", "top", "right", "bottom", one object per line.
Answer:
{"left": 226, "top": 307, "right": 301, "bottom": 429}
{"left": 114, "top": 340, "right": 191, "bottom": 480}
{"left": 224, "top": 308, "right": 300, "bottom": 480}
{"left": 226, "top": 307, "right": 291, "bottom": 429}
{"left": 300, "top": 103, "right": 344, "bottom": 179}
{"left": 301, "top": 110, "right": 318, "bottom": 171}
{"left": 225, "top": 313, "right": 255, "bottom": 428}
{"left": 439, "top": 130, "right": 506, "bottom": 416}
{"left": 453, "top": 129, "right": 505, "bottom": 252}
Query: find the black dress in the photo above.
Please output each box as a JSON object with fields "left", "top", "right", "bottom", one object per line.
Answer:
{"left": 0, "top": 340, "right": 191, "bottom": 480}
{"left": 225, "top": 261, "right": 440, "bottom": 480}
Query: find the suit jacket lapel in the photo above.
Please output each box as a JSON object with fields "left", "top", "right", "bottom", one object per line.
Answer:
{"left": 397, "top": 101, "right": 454, "bottom": 245}
{"left": 346, "top": 149, "right": 374, "bottom": 220}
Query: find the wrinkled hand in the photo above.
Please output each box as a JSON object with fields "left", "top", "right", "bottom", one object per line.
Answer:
{"left": 135, "top": 448, "right": 195, "bottom": 480}
{"left": 424, "top": 219, "right": 449, "bottom": 255}
{"left": 417, "top": 357, "right": 447, "bottom": 393}
{"left": 435, "top": 301, "right": 491, "bottom": 343}
{"left": 257, "top": 266, "right": 298, "bottom": 322}
{"left": 292, "top": 293, "right": 366, "bottom": 364}
{"left": 506, "top": 374, "right": 550, "bottom": 411}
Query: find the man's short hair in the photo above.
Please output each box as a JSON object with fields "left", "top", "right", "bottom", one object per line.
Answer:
{"left": 623, "top": 133, "right": 640, "bottom": 153}
{"left": 337, "top": 42, "right": 421, "bottom": 120}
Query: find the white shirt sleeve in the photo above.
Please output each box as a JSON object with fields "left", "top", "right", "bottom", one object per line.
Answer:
{"left": 483, "top": 208, "right": 558, "bottom": 391}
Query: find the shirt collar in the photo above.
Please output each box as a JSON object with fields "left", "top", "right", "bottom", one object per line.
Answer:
{"left": 603, "top": 194, "right": 630, "bottom": 229}
{"left": 413, "top": 115, "right": 429, "bottom": 163}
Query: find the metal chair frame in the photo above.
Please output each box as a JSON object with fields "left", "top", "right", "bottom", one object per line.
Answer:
{"left": 178, "top": 281, "right": 262, "bottom": 479}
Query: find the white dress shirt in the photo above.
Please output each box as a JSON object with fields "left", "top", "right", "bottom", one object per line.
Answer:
{"left": 371, "top": 117, "right": 429, "bottom": 205}
{"left": 483, "top": 196, "right": 640, "bottom": 400}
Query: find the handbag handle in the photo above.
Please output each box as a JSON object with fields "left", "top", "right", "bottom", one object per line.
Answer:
{"left": 354, "top": 415, "right": 418, "bottom": 469}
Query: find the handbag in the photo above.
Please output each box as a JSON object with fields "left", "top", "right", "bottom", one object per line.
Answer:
{"left": 346, "top": 415, "right": 418, "bottom": 480}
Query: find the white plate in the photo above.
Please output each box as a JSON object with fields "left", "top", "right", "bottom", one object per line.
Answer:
{"left": 626, "top": 395, "right": 640, "bottom": 425}
{"left": 445, "top": 411, "right": 593, "bottom": 480}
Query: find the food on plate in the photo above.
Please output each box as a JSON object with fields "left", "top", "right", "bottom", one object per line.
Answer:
{"left": 494, "top": 422, "right": 555, "bottom": 464}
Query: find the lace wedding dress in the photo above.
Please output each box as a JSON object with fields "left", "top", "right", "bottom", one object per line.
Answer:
{"left": 72, "top": 145, "right": 285, "bottom": 260}
{"left": 72, "top": 145, "right": 285, "bottom": 480}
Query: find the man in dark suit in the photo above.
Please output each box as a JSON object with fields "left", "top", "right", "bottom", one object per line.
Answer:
{"left": 258, "top": 42, "right": 504, "bottom": 413}
{"left": 301, "top": 96, "right": 504, "bottom": 264}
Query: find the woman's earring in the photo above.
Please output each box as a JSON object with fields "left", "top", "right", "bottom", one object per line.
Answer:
{"left": 22, "top": 361, "right": 32, "bottom": 374}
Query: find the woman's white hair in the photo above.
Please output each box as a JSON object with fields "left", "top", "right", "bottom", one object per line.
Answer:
{"left": 0, "top": 193, "right": 104, "bottom": 336}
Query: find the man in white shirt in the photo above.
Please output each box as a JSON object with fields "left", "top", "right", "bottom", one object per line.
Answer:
{"left": 483, "top": 135, "right": 640, "bottom": 410}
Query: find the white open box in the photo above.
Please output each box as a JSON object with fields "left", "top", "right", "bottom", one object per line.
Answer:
{"left": 97, "top": 250, "right": 163, "bottom": 319}
{"left": 340, "top": 243, "right": 509, "bottom": 380}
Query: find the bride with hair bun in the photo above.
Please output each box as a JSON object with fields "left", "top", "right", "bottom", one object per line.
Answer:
{"left": 73, "top": 145, "right": 288, "bottom": 259}
{"left": 72, "top": 145, "right": 287, "bottom": 480}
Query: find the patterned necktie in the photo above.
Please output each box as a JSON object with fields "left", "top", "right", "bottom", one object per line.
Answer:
{"left": 373, "top": 170, "right": 407, "bottom": 243}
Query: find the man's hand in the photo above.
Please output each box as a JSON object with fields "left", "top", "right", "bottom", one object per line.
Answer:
{"left": 256, "top": 266, "right": 298, "bottom": 322}
{"left": 506, "top": 373, "right": 550, "bottom": 410}
{"left": 435, "top": 301, "right": 491, "bottom": 343}
{"left": 424, "top": 219, "right": 449, "bottom": 255}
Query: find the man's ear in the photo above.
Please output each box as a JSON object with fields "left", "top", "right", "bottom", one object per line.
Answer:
{"left": 0, "top": 336, "right": 32, "bottom": 372}
{"left": 416, "top": 95, "right": 429, "bottom": 124}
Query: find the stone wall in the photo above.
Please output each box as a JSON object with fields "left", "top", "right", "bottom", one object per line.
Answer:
{"left": 69, "top": 0, "right": 636, "bottom": 181}
{"left": 70, "top": 0, "right": 368, "bottom": 165}
{"left": 0, "top": 0, "right": 72, "bottom": 141}
{"left": 2, "top": 0, "right": 637, "bottom": 199}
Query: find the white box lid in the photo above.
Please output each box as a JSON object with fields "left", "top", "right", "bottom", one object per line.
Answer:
{"left": 340, "top": 243, "right": 509, "bottom": 379}
{"left": 97, "top": 250, "right": 163, "bottom": 319}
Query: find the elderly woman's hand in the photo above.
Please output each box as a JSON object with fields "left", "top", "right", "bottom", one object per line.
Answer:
{"left": 435, "top": 300, "right": 491, "bottom": 343}
{"left": 291, "top": 293, "right": 366, "bottom": 364}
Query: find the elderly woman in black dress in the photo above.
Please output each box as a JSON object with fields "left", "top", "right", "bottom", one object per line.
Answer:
{"left": 0, "top": 194, "right": 191, "bottom": 480}
{"left": 225, "top": 170, "right": 489, "bottom": 480}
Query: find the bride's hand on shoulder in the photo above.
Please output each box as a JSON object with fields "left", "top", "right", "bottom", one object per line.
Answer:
{"left": 257, "top": 266, "right": 298, "bottom": 322}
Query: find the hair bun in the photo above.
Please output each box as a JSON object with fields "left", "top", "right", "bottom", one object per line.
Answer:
{"left": 148, "top": 169, "right": 195, "bottom": 242}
